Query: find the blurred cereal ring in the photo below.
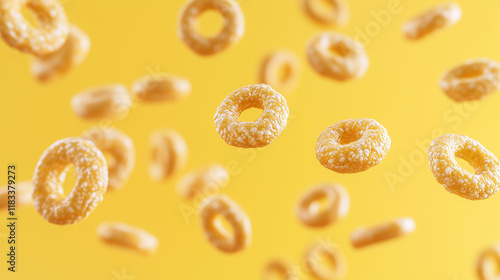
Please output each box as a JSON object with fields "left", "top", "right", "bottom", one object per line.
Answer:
{"left": 70, "top": 84, "right": 131, "bottom": 120}
{"left": 304, "top": 241, "right": 346, "bottom": 280}
{"left": 32, "top": 138, "right": 108, "bottom": 225}
{"left": 428, "top": 134, "right": 500, "bottom": 200}
{"left": 302, "top": 0, "right": 349, "bottom": 26}
{"left": 0, "top": 0, "right": 70, "bottom": 56}
{"left": 176, "top": 164, "right": 229, "bottom": 200}
{"left": 259, "top": 50, "right": 301, "bottom": 93}
{"left": 263, "top": 259, "right": 296, "bottom": 280}
{"left": 0, "top": 181, "right": 33, "bottom": 210}
{"left": 403, "top": 3, "right": 461, "bottom": 40}
{"left": 178, "top": 0, "right": 244, "bottom": 56}
{"left": 214, "top": 84, "right": 289, "bottom": 148}
{"left": 477, "top": 244, "right": 500, "bottom": 280}
{"left": 350, "top": 218, "right": 415, "bottom": 248}
{"left": 132, "top": 73, "right": 191, "bottom": 102}
{"left": 316, "top": 118, "right": 391, "bottom": 174}
{"left": 97, "top": 222, "right": 159, "bottom": 255}
{"left": 149, "top": 129, "right": 188, "bottom": 181}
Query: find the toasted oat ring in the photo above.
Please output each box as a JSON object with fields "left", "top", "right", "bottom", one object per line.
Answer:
{"left": 214, "top": 84, "right": 289, "bottom": 148}
{"left": 97, "top": 222, "right": 159, "bottom": 256}
{"left": 297, "top": 183, "right": 350, "bottom": 228}
{"left": 149, "top": 129, "right": 188, "bottom": 181}
{"left": 259, "top": 51, "right": 301, "bottom": 93}
{"left": 306, "top": 32, "right": 368, "bottom": 81}
{"left": 351, "top": 218, "right": 415, "bottom": 248}
{"left": 178, "top": 0, "right": 245, "bottom": 56}
{"left": 0, "top": 181, "right": 33, "bottom": 211}
{"left": 439, "top": 59, "right": 500, "bottom": 102}
{"left": 176, "top": 164, "right": 229, "bottom": 200}
{"left": 83, "top": 127, "right": 135, "bottom": 192}
{"left": 199, "top": 194, "right": 251, "bottom": 253}
{"left": 132, "top": 73, "right": 191, "bottom": 102}
{"left": 32, "top": 138, "right": 108, "bottom": 225}
{"left": 302, "top": 0, "right": 349, "bottom": 25}
{"left": 428, "top": 134, "right": 500, "bottom": 200}
{"left": 316, "top": 119, "right": 391, "bottom": 174}
{"left": 477, "top": 244, "right": 500, "bottom": 280}
{"left": 71, "top": 84, "right": 132, "bottom": 120}
{"left": 304, "top": 242, "right": 346, "bottom": 280}
{"left": 263, "top": 259, "right": 296, "bottom": 280}
{"left": 0, "top": 0, "right": 70, "bottom": 56}
{"left": 402, "top": 3, "right": 461, "bottom": 40}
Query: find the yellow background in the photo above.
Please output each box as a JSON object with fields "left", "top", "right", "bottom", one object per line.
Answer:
{"left": 1, "top": 0, "right": 500, "bottom": 279}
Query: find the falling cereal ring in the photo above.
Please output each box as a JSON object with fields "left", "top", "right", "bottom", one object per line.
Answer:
{"left": 0, "top": 0, "right": 70, "bottom": 56}
{"left": 350, "top": 217, "right": 415, "bottom": 248}
{"left": 0, "top": 181, "right": 33, "bottom": 211}
{"left": 199, "top": 194, "right": 251, "bottom": 253}
{"left": 97, "top": 222, "right": 159, "bottom": 256}
{"left": 259, "top": 50, "right": 301, "bottom": 93}
{"left": 214, "top": 84, "right": 289, "bottom": 148}
{"left": 178, "top": 0, "right": 245, "bottom": 56}
{"left": 304, "top": 242, "right": 346, "bottom": 280}
{"left": 70, "top": 84, "right": 132, "bottom": 120}
{"left": 132, "top": 73, "right": 191, "bottom": 102}
{"left": 302, "top": 0, "right": 349, "bottom": 26}
{"left": 263, "top": 259, "right": 296, "bottom": 280}
{"left": 439, "top": 59, "right": 500, "bottom": 102}
{"left": 316, "top": 118, "right": 391, "bottom": 174}
{"left": 306, "top": 32, "right": 368, "bottom": 81}
{"left": 149, "top": 129, "right": 188, "bottom": 181}
{"left": 477, "top": 244, "right": 500, "bottom": 280}
{"left": 427, "top": 134, "right": 500, "bottom": 200}
{"left": 402, "top": 3, "right": 461, "bottom": 40}
{"left": 176, "top": 164, "right": 229, "bottom": 200}
{"left": 296, "top": 182, "right": 350, "bottom": 228}
{"left": 32, "top": 138, "right": 108, "bottom": 225}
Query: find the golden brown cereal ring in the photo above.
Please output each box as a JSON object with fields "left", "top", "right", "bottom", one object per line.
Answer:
{"left": 176, "top": 164, "right": 229, "bottom": 200}
{"left": 402, "top": 3, "right": 461, "bottom": 40}
{"left": 214, "top": 84, "right": 289, "bottom": 148}
{"left": 427, "top": 134, "right": 500, "bottom": 200}
{"left": 316, "top": 118, "right": 391, "bottom": 174}
{"left": 31, "top": 25, "right": 90, "bottom": 82}
{"left": 439, "top": 59, "right": 500, "bottom": 102}
{"left": 0, "top": 181, "right": 32, "bottom": 211}
{"left": 296, "top": 182, "right": 350, "bottom": 228}
{"left": 306, "top": 32, "right": 368, "bottom": 81}
{"left": 97, "top": 222, "right": 159, "bottom": 256}
{"left": 302, "top": 0, "right": 349, "bottom": 25}
{"left": 131, "top": 73, "right": 191, "bottom": 102}
{"left": 199, "top": 194, "right": 251, "bottom": 253}
{"left": 263, "top": 259, "right": 296, "bottom": 280}
{"left": 477, "top": 244, "right": 500, "bottom": 280}
{"left": 304, "top": 242, "right": 346, "bottom": 280}
{"left": 178, "top": 0, "right": 245, "bottom": 56}
{"left": 149, "top": 129, "right": 188, "bottom": 181}
{"left": 0, "top": 0, "right": 70, "bottom": 56}
{"left": 70, "top": 84, "right": 131, "bottom": 120}
{"left": 350, "top": 217, "right": 415, "bottom": 248}
{"left": 259, "top": 51, "right": 301, "bottom": 93}
{"left": 83, "top": 127, "right": 135, "bottom": 192}
{"left": 32, "top": 138, "right": 108, "bottom": 225}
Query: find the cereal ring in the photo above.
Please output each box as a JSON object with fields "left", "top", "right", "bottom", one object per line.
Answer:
{"left": 263, "top": 259, "right": 296, "bottom": 280}
{"left": 306, "top": 32, "right": 368, "bottom": 81}
{"left": 259, "top": 51, "right": 301, "bottom": 93}
{"left": 199, "top": 194, "right": 251, "bottom": 253}
{"left": 304, "top": 242, "right": 346, "bottom": 280}
{"left": 149, "top": 129, "right": 188, "bottom": 181}
{"left": 302, "top": 0, "right": 349, "bottom": 25}
{"left": 316, "top": 119, "right": 391, "bottom": 174}
{"left": 178, "top": 0, "right": 245, "bottom": 56}
{"left": 0, "top": 0, "right": 70, "bottom": 56}
{"left": 428, "top": 134, "right": 500, "bottom": 200}
{"left": 296, "top": 182, "right": 350, "bottom": 228}
{"left": 83, "top": 127, "right": 135, "bottom": 192}
{"left": 402, "top": 3, "right": 461, "bottom": 40}
{"left": 131, "top": 73, "right": 191, "bottom": 102}
{"left": 477, "top": 244, "right": 500, "bottom": 280}
{"left": 31, "top": 25, "right": 90, "bottom": 82}
{"left": 71, "top": 84, "right": 132, "bottom": 120}
{"left": 350, "top": 217, "right": 415, "bottom": 248}
{"left": 32, "top": 138, "right": 108, "bottom": 225}
{"left": 97, "top": 222, "right": 159, "bottom": 256}
{"left": 214, "top": 84, "right": 289, "bottom": 148}
{"left": 0, "top": 181, "right": 32, "bottom": 211}
{"left": 439, "top": 59, "right": 500, "bottom": 102}
{"left": 176, "top": 164, "right": 229, "bottom": 200}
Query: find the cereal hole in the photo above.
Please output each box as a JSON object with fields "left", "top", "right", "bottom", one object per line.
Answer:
{"left": 311, "top": 0, "right": 335, "bottom": 17}
{"left": 61, "top": 165, "right": 78, "bottom": 195}
{"left": 278, "top": 64, "right": 292, "bottom": 83}
{"left": 455, "top": 157, "right": 476, "bottom": 174}
{"left": 196, "top": 9, "right": 224, "bottom": 37}
{"left": 214, "top": 214, "right": 234, "bottom": 237}
{"left": 20, "top": 5, "right": 41, "bottom": 28}
{"left": 265, "top": 269, "right": 287, "bottom": 280}
{"left": 308, "top": 194, "right": 330, "bottom": 214}
{"left": 239, "top": 107, "right": 263, "bottom": 122}
{"left": 457, "top": 67, "right": 484, "bottom": 79}
{"left": 328, "top": 42, "right": 351, "bottom": 57}
{"left": 314, "top": 250, "right": 337, "bottom": 271}
{"left": 338, "top": 130, "right": 362, "bottom": 145}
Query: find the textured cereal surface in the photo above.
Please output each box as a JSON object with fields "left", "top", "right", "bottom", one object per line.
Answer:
{"left": 132, "top": 73, "right": 191, "bottom": 102}
{"left": 477, "top": 244, "right": 500, "bottom": 280}
{"left": 403, "top": 3, "right": 461, "bottom": 40}
{"left": 0, "top": 181, "right": 33, "bottom": 210}
{"left": 176, "top": 164, "right": 229, "bottom": 200}
{"left": 259, "top": 50, "right": 301, "bottom": 93}
{"left": 97, "top": 222, "right": 159, "bottom": 256}
{"left": 351, "top": 218, "right": 416, "bottom": 249}
{"left": 70, "top": 84, "right": 131, "bottom": 120}
{"left": 304, "top": 241, "right": 346, "bottom": 280}
{"left": 302, "top": 0, "right": 349, "bottom": 25}
{"left": 149, "top": 129, "right": 188, "bottom": 181}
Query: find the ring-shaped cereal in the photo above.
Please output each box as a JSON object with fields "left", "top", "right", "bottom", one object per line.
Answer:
{"left": 199, "top": 194, "right": 251, "bottom": 253}
{"left": 263, "top": 259, "right": 296, "bottom": 280}
{"left": 214, "top": 84, "right": 289, "bottom": 148}
{"left": 350, "top": 218, "right": 415, "bottom": 248}
{"left": 71, "top": 84, "right": 132, "bottom": 120}
{"left": 477, "top": 244, "right": 500, "bottom": 280}
{"left": 97, "top": 222, "right": 159, "bottom": 256}
{"left": 304, "top": 242, "right": 346, "bottom": 280}
{"left": 149, "top": 129, "right": 188, "bottom": 181}
{"left": 428, "top": 134, "right": 500, "bottom": 200}
{"left": 316, "top": 119, "right": 391, "bottom": 174}
{"left": 0, "top": 181, "right": 33, "bottom": 211}
{"left": 178, "top": 0, "right": 245, "bottom": 56}
{"left": 306, "top": 32, "right": 368, "bottom": 81}
{"left": 402, "top": 3, "right": 461, "bottom": 40}
{"left": 297, "top": 183, "right": 350, "bottom": 228}
{"left": 259, "top": 51, "right": 301, "bottom": 93}
{"left": 32, "top": 138, "right": 108, "bottom": 225}
{"left": 302, "top": 0, "right": 349, "bottom": 26}
{"left": 0, "top": 0, "right": 70, "bottom": 56}
{"left": 176, "top": 164, "right": 229, "bottom": 200}
{"left": 132, "top": 73, "right": 191, "bottom": 102}
{"left": 83, "top": 127, "right": 135, "bottom": 192}
{"left": 439, "top": 59, "right": 500, "bottom": 102}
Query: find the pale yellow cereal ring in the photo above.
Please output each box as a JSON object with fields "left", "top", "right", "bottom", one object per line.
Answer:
{"left": 199, "top": 194, "right": 251, "bottom": 253}
{"left": 176, "top": 164, "right": 229, "bottom": 200}
{"left": 304, "top": 242, "right": 346, "bottom": 280}
{"left": 259, "top": 51, "right": 301, "bottom": 93}
{"left": 263, "top": 259, "right": 296, "bottom": 280}
{"left": 427, "top": 134, "right": 500, "bottom": 200}
{"left": 302, "top": 0, "right": 349, "bottom": 26}
{"left": 178, "top": 0, "right": 245, "bottom": 56}
{"left": 316, "top": 119, "right": 391, "bottom": 174}
{"left": 97, "top": 222, "right": 159, "bottom": 256}
{"left": 477, "top": 244, "right": 500, "bottom": 280}
{"left": 296, "top": 182, "right": 350, "bottom": 228}
{"left": 131, "top": 73, "right": 191, "bottom": 102}
{"left": 306, "top": 32, "right": 368, "bottom": 81}
{"left": 214, "top": 84, "right": 289, "bottom": 148}
{"left": 83, "top": 127, "right": 135, "bottom": 192}
{"left": 149, "top": 129, "right": 188, "bottom": 181}
{"left": 0, "top": 0, "right": 70, "bottom": 56}
{"left": 439, "top": 59, "right": 500, "bottom": 102}
{"left": 31, "top": 25, "right": 90, "bottom": 82}
{"left": 32, "top": 138, "right": 108, "bottom": 225}
{"left": 0, "top": 181, "right": 33, "bottom": 211}
{"left": 71, "top": 84, "right": 131, "bottom": 120}
{"left": 351, "top": 217, "right": 415, "bottom": 248}
{"left": 403, "top": 3, "right": 461, "bottom": 40}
